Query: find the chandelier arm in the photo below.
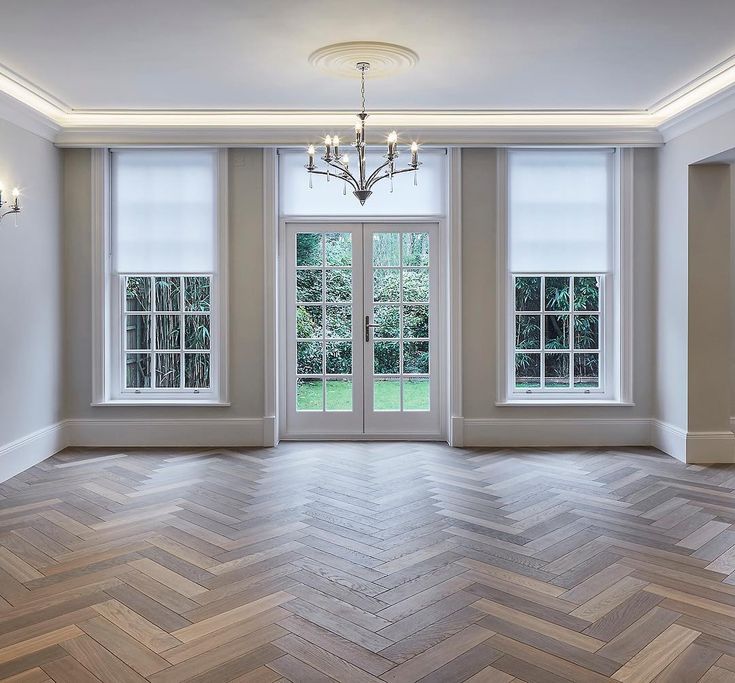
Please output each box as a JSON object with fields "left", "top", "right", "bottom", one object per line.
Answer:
{"left": 365, "top": 158, "right": 395, "bottom": 187}
{"left": 366, "top": 165, "right": 418, "bottom": 190}
{"left": 323, "top": 157, "right": 349, "bottom": 173}
{"left": 0, "top": 206, "right": 20, "bottom": 220}
{"left": 310, "top": 168, "right": 359, "bottom": 191}
{"left": 322, "top": 158, "right": 360, "bottom": 188}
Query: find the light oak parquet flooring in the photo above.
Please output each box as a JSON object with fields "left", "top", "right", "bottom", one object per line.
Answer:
{"left": 0, "top": 443, "right": 733, "bottom": 681}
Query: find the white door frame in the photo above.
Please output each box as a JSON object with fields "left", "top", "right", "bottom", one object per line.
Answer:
{"left": 278, "top": 217, "right": 447, "bottom": 441}
{"left": 266, "top": 147, "right": 462, "bottom": 446}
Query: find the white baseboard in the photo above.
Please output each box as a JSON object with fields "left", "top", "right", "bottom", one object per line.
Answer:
{"left": 2, "top": 415, "right": 733, "bottom": 485}
{"left": 448, "top": 416, "right": 465, "bottom": 448}
{"left": 65, "top": 418, "right": 267, "bottom": 447}
{"left": 0, "top": 422, "right": 66, "bottom": 482}
{"left": 651, "top": 420, "right": 735, "bottom": 464}
{"left": 462, "top": 418, "right": 651, "bottom": 448}
{"left": 262, "top": 416, "right": 278, "bottom": 447}
{"left": 0, "top": 417, "right": 270, "bottom": 484}
{"left": 685, "top": 431, "right": 735, "bottom": 464}
{"left": 650, "top": 419, "right": 687, "bottom": 462}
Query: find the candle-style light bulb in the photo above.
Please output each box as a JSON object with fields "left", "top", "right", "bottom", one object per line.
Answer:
{"left": 307, "top": 144, "right": 315, "bottom": 166}
{"left": 387, "top": 131, "right": 398, "bottom": 157}
{"left": 411, "top": 141, "right": 418, "bottom": 166}
{"left": 11, "top": 187, "right": 19, "bottom": 210}
{"left": 0, "top": 182, "right": 3, "bottom": 206}
{"left": 341, "top": 154, "right": 349, "bottom": 168}
{"left": 333, "top": 135, "right": 340, "bottom": 157}
{"left": 355, "top": 120, "right": 363, "bottom": 145}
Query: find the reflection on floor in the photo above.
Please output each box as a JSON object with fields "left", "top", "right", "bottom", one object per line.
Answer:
{"left": 0, "top": 442, "right": 734, "bottom": 681}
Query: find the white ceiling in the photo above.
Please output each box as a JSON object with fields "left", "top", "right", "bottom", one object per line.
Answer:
{"left": 1, "top": 0, "right": 735, "bottom": 113}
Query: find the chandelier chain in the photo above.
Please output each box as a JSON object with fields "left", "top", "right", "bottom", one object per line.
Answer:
{"left": 360, "top": 67, "right": 366, "bottom": 115}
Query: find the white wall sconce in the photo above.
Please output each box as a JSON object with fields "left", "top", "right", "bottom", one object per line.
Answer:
{"left": 0, "top": 184, "right": 21, "bottom": 223}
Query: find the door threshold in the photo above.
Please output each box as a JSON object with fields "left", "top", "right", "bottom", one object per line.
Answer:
{"left": 281, "top": 433, "right": 446, "bottom": 442}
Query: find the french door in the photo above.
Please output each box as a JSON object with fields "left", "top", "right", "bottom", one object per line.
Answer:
{"left": 283, "top": 222, "right": 441, "bottom": 438}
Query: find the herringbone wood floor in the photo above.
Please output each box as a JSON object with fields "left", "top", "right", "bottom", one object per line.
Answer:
{"left": 0, "top": 444, "right": 734, "bottom": 682}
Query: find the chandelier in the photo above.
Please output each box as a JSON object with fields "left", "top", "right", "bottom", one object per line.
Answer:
{"left": 305, "top": 61, "right": 420, "bottom": 205}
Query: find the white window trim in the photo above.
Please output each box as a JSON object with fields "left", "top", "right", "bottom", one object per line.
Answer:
{"left": 91, "top": 147, "right": 230, "bottom": 406}
{"left": 495, "top": 147, "right": 634, "bottom": 406}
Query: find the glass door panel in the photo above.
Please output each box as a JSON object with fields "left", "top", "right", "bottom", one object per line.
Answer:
{"left": 286, "top": 225, "right": 363, "bottom": 435}
{"left": 364, "top": 224, "right": 440, "bottom": 435}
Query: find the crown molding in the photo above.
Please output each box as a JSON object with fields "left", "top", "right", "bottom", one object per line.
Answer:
{"left": 658, "top": 85, "right": 735, "bottom": 142}
{"left": 53, "top": 121, "right": 663, "bottom": 147}
{"left": 2, "top": 54, "right": 735, "bottom": 145}
{"left": 649, "top": 53, "right": 735, "bottom": 120}
{"left": 0, "top": 90, "right": 61, "bottom": 141}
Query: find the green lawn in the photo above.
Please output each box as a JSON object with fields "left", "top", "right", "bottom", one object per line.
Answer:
{"left": 297, "top": 378, "right": 429, "bottom": 411}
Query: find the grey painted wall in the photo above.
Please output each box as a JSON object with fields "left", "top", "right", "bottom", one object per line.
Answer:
{"left": 656, "top": 108, "right": 735, "bottom": 440}
{"left": 460, "top": 148, "right": 656, "bottom": 423}
{"left": 688, "top": 164, "right": 731, "bottom": 434}
{"left": 60, "top": 146, "right": 658, "bottom": 435}
{"left": 62, "top": 148, "right": 266, "bottom": 422}
{"left": 0, "top": 119, "right": 62, "bottom": 446}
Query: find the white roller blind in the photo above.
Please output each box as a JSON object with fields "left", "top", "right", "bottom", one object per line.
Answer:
{"left": 279, "top": 148, "right": 445, "bottom": 216}
{"left": 112, "top": 149, "right": 217, "bottom": 273}
{"left": 508, "top": 149, "right": 613, "bottom": 272}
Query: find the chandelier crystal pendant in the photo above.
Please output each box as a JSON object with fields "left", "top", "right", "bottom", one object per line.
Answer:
{"left": 306, "top": 61, "right": 420, "bottom": 205}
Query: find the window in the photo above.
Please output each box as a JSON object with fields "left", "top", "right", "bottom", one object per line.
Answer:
{"left": 124, "top": 275, "right": 212, "bottom": 391}
{"left": 514, "top": 275, "right": 602, "bottom": 391}
{"left": 501, "top": 148, "right": 628, "bottom": 403}
{"left": 278, "top": 148, "right": 446, "bottom": 216}
{"left": 104, "top": 149, "right": 226, "bottom": 403}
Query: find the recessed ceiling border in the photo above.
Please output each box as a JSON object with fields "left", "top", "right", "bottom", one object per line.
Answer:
{"left": 2, "top": 53, "right": 735, "bottom": 145}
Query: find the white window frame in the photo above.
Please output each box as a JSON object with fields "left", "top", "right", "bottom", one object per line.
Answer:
{"left": 496, "top": 147, "right": 634, "bottom": 406}
{"left": 91, "top": 148, "right": 229, "bottom": 406}
{"left": 116, "top": 273, "right": 216, "bottom": 396}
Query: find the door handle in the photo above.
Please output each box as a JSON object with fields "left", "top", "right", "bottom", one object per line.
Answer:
{"left": 365, "top": 315, "right": 381, "bottom": 342}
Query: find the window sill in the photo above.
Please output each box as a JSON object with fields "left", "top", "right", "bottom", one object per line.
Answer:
{"left": 92, "top": 400, "right": 231, "bottom": 407}
{"left": 496, "top": 399, "right": 635, "bottom": 407}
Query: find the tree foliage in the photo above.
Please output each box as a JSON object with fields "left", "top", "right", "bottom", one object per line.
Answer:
{"left": 295, "top": 232, "right": 430, "bottom": 377}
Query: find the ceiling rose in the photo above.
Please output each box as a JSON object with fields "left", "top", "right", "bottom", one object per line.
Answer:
{"left": 308, "top": 41, "right": 419, "bottom": 79}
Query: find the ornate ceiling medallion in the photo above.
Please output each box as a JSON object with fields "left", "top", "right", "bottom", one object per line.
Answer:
{"left": 308, "top": 41, "right": 418, "bottom": 79}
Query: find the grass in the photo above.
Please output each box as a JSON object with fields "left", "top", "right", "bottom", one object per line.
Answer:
{"left": 297, "top": 378, "right": 429, "bottom": 411}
